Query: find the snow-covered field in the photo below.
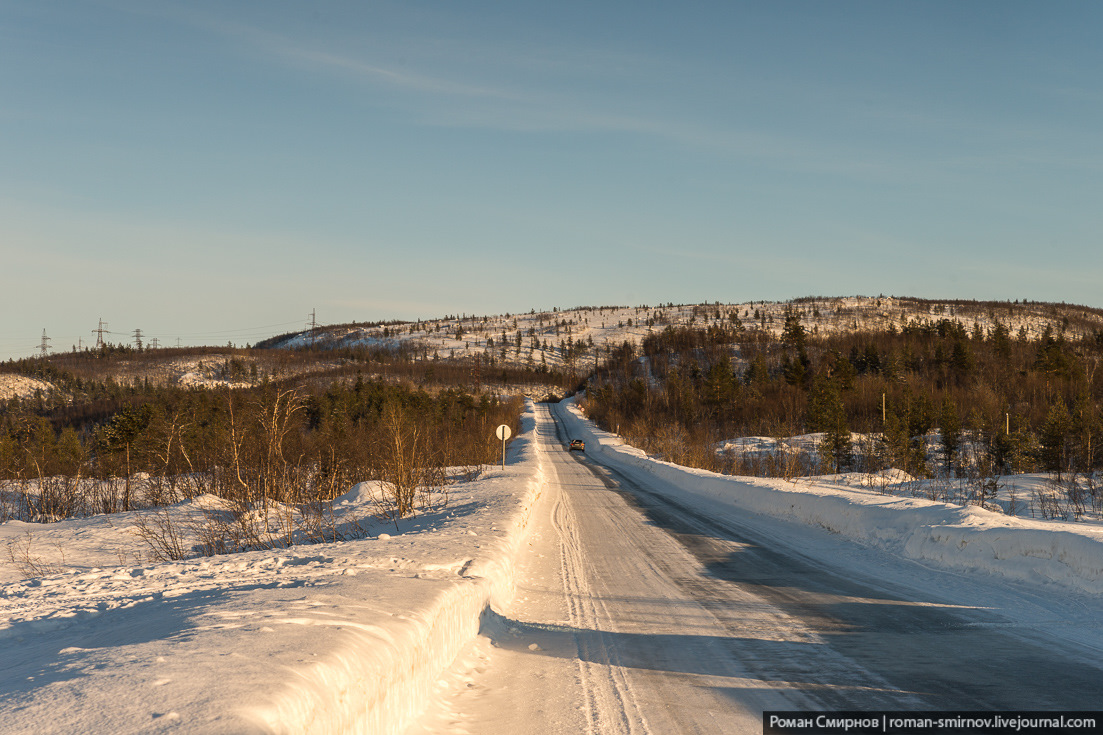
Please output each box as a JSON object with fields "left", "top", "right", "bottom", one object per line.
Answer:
{"left": 0, "top": 404, "right": 549, "bottom": 734}
{"left": 3, "top": 397, "right": 1103, "bottom": 732}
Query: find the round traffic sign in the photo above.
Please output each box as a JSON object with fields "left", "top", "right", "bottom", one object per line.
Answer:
{"left": 496, "top": 424, "right": 512, "bottom": 441}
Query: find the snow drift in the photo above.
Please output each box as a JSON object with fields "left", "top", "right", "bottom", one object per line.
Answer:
{"left": 250, "top": 407, "right": 548, "bottom": 734}
{"left": 0, "top": 402, "right": 548, "bottom": 735}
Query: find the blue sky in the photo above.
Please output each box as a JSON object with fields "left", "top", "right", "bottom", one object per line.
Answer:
{"left": 2, "top": 1, "right": 1101, "bottom": 359}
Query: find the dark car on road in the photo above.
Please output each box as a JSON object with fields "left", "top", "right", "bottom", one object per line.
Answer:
{"left": 569, "top": 439, "right": 585, "bottom": 452}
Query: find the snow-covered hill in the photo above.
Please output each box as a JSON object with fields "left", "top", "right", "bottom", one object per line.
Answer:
{"left": 271, "top": 296, "right": 1103, "bottom": 370}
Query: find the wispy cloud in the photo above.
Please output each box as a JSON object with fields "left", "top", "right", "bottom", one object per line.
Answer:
{"left": 103, "top": 2, "right": 1098, "bottom": 183}
{"left": 122, "top": 6, "right": 830, "bottom": 162}
{"left": 241, "top": 29, "right": 526, "bottom": 102}
{"left": 287, "top": 49, "right": 511, "bottom": 99}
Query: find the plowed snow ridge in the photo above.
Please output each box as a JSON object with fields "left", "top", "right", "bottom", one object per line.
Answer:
{"left": 557, "top": 399, "right": 1103, "bottom": 596}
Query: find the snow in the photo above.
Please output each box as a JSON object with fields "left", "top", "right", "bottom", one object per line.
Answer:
{"left": 0, "top": 401, "right": 549, "bottom": 734}
{"left": 0, "top": 375, "right": 58, "bottom": 401}
{"left": 270, "top": 297, "right": 1103, "bottom": 371}
{"left": 4, "top": 395, "right": 1103, "bottom": 732}
{"left": 0, "top": 356, "right": 345, "bottom": 395}
{"left": 175, "top": 371, "right": 253, "bottom": 390}
{"left": 563, "top": 398, "right": 1103, "bottom": 596}
{"left": 713, "top": 424, "right": 1103, "bottom": 524}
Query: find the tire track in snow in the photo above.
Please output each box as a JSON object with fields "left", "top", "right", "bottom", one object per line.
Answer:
{"left": 550, "top": 485, "right": 650, "bottom": 735}
{"left": 540, "top": 406, "right": 650, "bottom": 734}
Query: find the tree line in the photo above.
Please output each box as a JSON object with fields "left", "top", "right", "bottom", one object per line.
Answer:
{"left": 582, "top": 309, "right": 1103, "bottom": 484}
{"left": 1, "top": 374, "right": 522, "bottom": 530}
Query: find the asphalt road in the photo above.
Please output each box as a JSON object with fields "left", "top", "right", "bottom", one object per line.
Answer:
{"left": 417, "top": 404, "right": 1103, "bottom": 734}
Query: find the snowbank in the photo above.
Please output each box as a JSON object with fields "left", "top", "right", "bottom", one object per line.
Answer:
{"left": 0, "top": 402, "right": 547, "bottom": 734}
{"left": 560, "top": 399, "right": 1103, "bottom": 596}
{"left": 251, "top": 408, "right": 547, "bottom": 734}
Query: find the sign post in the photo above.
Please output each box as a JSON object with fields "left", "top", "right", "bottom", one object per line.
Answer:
{"left": 495, "top": 424, "right": 512, "bottom": 470}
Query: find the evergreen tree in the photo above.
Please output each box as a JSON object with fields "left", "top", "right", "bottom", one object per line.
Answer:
{"left": 703, "top": 355, "right": 738, "bottom": 416}
{"left": 950, "top": 338, "right": 975, "bottom": 378}
{"left": 881, "top": 350, "right": 902, "bottom": 382}
{"left": 1035, "top": 326, "right": 1074, "bottom": 379}
{"left": 1039, "top": 398, "right": 1072, "bottom": 477}
{"left": 1071, "top": 390, "right": 1098, "bottom": 473}
{"left": 939, "top": 396, "right": 961, "bottom": 475}
{"left": 808, "top": 376, "right": 850, "bottom": 472}
{"left": 1007, "top": 423, "right": 1037, "bottom": 474}
{"left": 782, "top": 307, "right": 806, "bottom": 350}
{"left": 98, "top": 404, "right": 155, "bottom": 511}
{"left": 828, "top": 351, "right": 857, "bottom": 391}
{"left": 881, "top": 406, "right": 910, "bottom": 473}
{"left": 990, "top": 323, "right": 1012, "bottom": 361}
{"left": 782, "top": 352, "right": 807, "bottom": 386}
{"left": 745, "top": 352, "right": 769, "bottom": 387}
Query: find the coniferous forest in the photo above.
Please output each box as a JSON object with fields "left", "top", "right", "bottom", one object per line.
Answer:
{"left": 581, "top": 308, "right": 1103, "bottom": 485}
{"left": 6, "top": 299, "right": 1103, "bottom": 534}
{"left": 0, "top": 345, "right": 527, "bottom": 532}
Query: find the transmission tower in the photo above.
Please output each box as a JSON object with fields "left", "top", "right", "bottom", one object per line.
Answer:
{"left": 308, "top": 309, "right": 318, "bottom": 347}
{"left": 133, "top": 328, "right": 143, "bottom": 350}
{"left": 39, "top": 329, "right": 51, "bottom": 358}
{"left": 93, "top": 318, "right": 108, "bottom": 349}
{"left": 150, "top": 337, "right": 160, "bottom": 349}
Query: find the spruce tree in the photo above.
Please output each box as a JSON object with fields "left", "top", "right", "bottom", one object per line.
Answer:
{"left": 745, "top": 353, "right": 769, "bottom": 387}
{"left": 1040, "top": 398, "right": 1072, "bottom": 477}
{"left": 1071, "top": 390, "right": 1098, "bottom": 473}
{"left": 782, "top": 307, "right": 806, "bottom": 350}
{"left": 939, "top": 397, "right": 961, "bottom": 476}
{"left": 809, "top": 375, "right": 850, "bottom": 473}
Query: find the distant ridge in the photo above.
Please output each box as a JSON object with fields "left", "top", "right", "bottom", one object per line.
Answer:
{"left": 258, "top": 296, "right": 1103, "bottom": 369}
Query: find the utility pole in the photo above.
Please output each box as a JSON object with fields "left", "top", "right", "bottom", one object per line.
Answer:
{"left": 93, "top": 318, "right": 108, "bottom": 349}
{"left": 133, "top": 328, "right": 143, "bottom": 350}
{"left": 39, "top": 329, "right": 51, "bottom": 358}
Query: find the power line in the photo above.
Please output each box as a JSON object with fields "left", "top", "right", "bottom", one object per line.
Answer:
{"left": 168, "top": 320, "right": 305, "bottom": 338}
{"left": 2, "top": 317, "right": 313, "bottom": 359}
{"left": 93, "top": 318, "right": 108, "bottom": 349}
{"left": 96, "top": 320, "right": 304, "bottom": 340}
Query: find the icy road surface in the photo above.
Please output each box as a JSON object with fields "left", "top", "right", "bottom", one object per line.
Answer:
{"left": 416, "top": 403, "right": 1103, "bottom": 734}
